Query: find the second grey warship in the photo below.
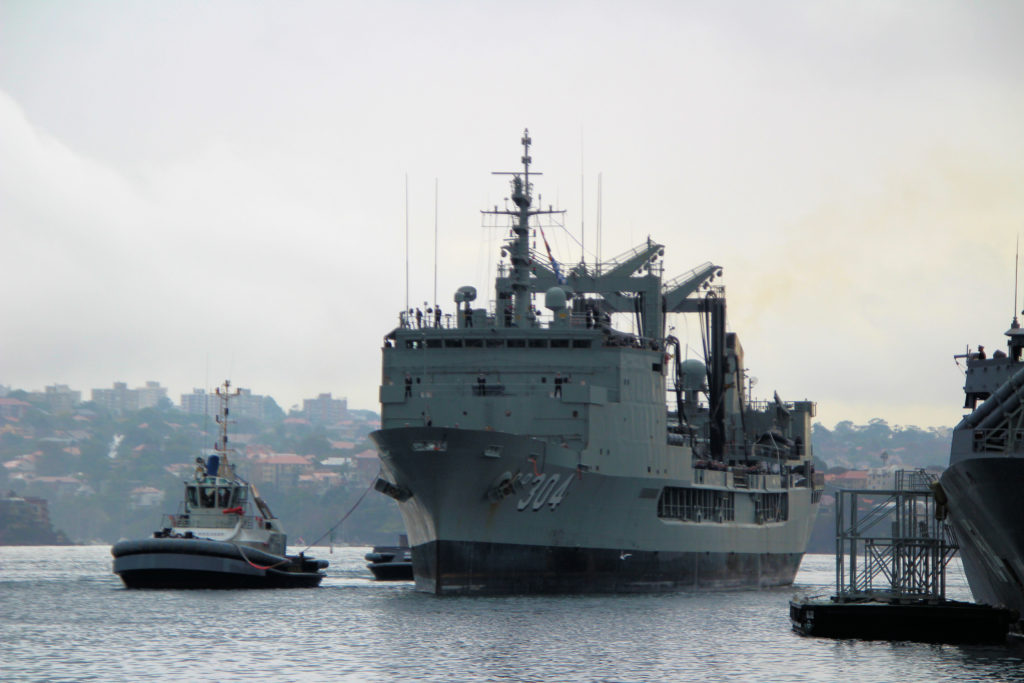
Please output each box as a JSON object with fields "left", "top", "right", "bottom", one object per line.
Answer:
{"left": 370, "top": 131, "right": 823, "bottom": 594}
{"left": 940, "top": 313, "right": 1024, "bottom": 617}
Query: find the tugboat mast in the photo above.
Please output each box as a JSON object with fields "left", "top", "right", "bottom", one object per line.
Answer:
{"left": 214, "top": 380, "right": 240, "bottom": 478}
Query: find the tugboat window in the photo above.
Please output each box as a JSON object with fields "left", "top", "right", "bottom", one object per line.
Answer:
{"left": 218, "top": 488, "right": 231, "bottom": 507}
{"left": 201, "top": 487, "right": 216, "bottom": 507}
{"left": 186, "top": 486, "right": 198, "bottom": 509}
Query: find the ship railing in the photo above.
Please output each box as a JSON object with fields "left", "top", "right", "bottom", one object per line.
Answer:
{"left": 398, "top": 310, "right": 459, "bottom": 330}
{"left": 394, "top": 310, "right": 665, "bottom": 351}
{"left": 413, "top": 382, "right": 588, "bottom": 399}
{"left": 969, "top": 427, "right": 1024, "bottom": 453}
{"left": 168, "top": 512, "right": 263, "bottom": 530}
{"left": 745, "top": 399, "right": 809, "bottom": 414}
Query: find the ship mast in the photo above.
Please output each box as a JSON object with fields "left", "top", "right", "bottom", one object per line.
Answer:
{"left": 509, "top": 131, "right": 533, "bottom": 323}
{"left": 214, "top": 380, "right": 239, "bottom": 479}
{"left": 483, "top": 129, "right": 564, "bottom": 326}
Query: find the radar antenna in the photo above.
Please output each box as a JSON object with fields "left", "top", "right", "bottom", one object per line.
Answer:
{"left": 1015, "top": 235, "right": 1021, "bottom": 330}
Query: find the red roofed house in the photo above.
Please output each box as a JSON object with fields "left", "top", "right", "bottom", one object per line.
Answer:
{"left": 824, "top": 470, "right": 869, "bottom": 490}
{"left": 130, "top": 486, "right": 166, "bottom": 508}
{"left": 354, "top": 449, "right": 380, "bottom": 477}
{"left": 0, "top": 398, "right": 30, "bottom": 421}
{"left": 245, "top": 453, "right": 313, "bottom": 489}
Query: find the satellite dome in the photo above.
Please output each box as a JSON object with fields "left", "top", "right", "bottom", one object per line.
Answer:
{"left": 681, "top": 359, "right": 707, "bottom": 391}
{"left": 545, "top": 286, "right": 567, "bottom": 311}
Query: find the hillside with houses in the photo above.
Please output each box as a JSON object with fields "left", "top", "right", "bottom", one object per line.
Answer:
{"left": 0, "top": 382, "right": 404, "bottom": 545}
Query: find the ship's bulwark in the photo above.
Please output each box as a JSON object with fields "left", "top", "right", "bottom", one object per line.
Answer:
{"left": 940, "top": 457, "right": 1024, "bottom": 614}
{"left": 413, "top": 540, "right": 803, "bottom": 594}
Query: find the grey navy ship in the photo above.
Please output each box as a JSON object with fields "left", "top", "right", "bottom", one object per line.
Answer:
{"left": 940, "top": 314, "right": 1024, "bottom": 617}
{"left": 370, "top": 130, "right": 824, "bottom": 594}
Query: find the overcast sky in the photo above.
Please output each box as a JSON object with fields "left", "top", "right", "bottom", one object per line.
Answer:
{"left": 2, "top": 1, "right": 1023, "bottom": 428}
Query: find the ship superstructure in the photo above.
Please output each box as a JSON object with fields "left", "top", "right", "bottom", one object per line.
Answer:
{"left": 940, "top": 317, "right": 1024, "bottom": 616}
{"left": 370, "top": 131, "right": 823, "bottom": 594}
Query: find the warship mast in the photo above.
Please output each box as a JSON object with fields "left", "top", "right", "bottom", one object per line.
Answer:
{"left": 483, "top": 129, "right": 564, "bottom": 327}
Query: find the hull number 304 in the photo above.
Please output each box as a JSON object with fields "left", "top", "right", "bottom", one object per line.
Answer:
{"left": 517, "top": 473, "right": 573, "bottom": 511}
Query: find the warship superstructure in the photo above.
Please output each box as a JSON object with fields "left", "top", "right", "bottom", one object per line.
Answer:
{"left": 940, "top": 317, "right": 1024, "bottom": 616}
{"left": 370, "top": 131, "right": 824, "bottom": 594}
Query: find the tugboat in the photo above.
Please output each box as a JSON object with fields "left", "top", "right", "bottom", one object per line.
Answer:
{"left": 111, "top": 381, "right": 328, "bottom": 588}
{"left": 370, "top": 130, "right": 824, "bottom": 594}
{"left": 365, "top": 534, "right": 413, "bottom": 580}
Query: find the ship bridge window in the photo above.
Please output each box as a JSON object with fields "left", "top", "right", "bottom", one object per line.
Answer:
{"left": 486, "top": 339, "right": 504, "bottom": 348}
{"left": 572, "top": 340, "right": 592, "bottom": 349}
{"left": 529, "top": 339, "right": 548, "bottom": 348}
{"left": 445, "top": 339, "right": 464, "bottom": 348}
{"left": 551, "top": 339, "right": 569, "bottom": 348}
{"left": 507, "top": 339, "right": 526, "bottom": 348}
{"left": 186, "top": 486, "right": 198, "bottom": 509}
{"left": 465, "top": 339, "right": 484, "bottom": 348}
{"left": 426, "top": 339, "right": 443, "bottom": 348}
{"left": 218, "top": 487, "right": 231, "bottom": 507}
{"left": 201, "top": 486, "right": 217, "bottom": 508}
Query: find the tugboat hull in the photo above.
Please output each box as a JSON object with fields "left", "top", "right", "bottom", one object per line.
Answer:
{"left": 111, "top": 538, "right": 326, "bottom": 589}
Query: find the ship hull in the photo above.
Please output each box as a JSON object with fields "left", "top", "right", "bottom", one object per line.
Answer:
{"left": 940, "top": 457, "right": 1024, "bottom": 615}
{"left": 111, "top": 538, "right": 326, "bottom": 589}
{"left": 413, "top": 539, "right": 802, "bottom": 594}
{"left": 372, "top": 426, "right": 818, "bottom": 595}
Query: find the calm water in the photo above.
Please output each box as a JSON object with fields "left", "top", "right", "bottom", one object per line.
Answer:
{"left": 2, "top": 546, "right": 1023, "bottom": 682}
